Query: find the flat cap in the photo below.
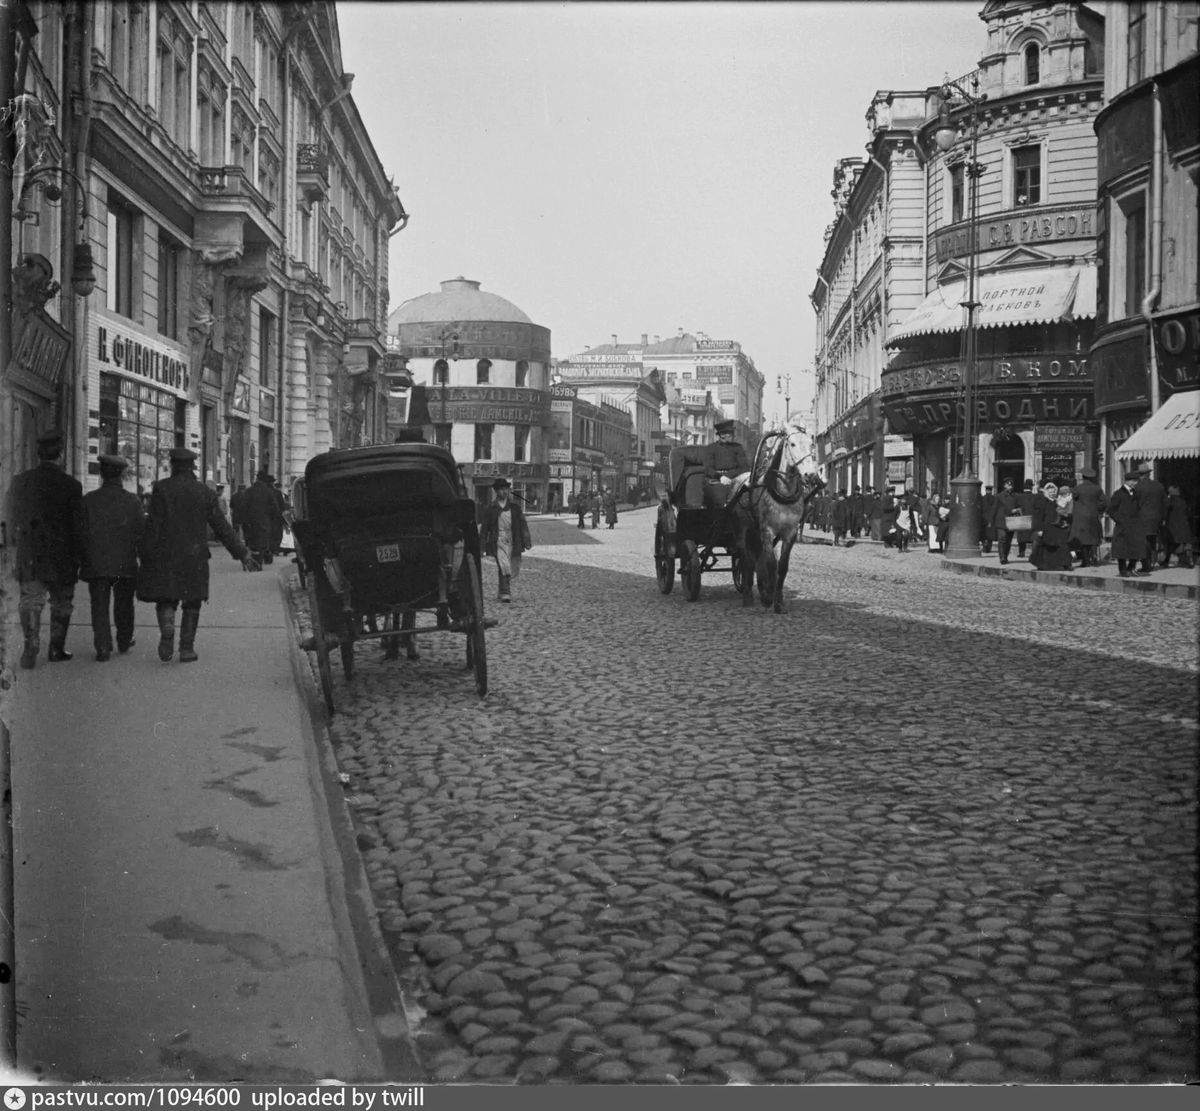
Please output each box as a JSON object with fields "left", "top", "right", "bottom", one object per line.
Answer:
{"left": 169, "top": 447, "right": 197, "bottom": 463}
{"left": 492, "top": 477, "right": 511, "bottom": 490}
{"left": 1079, "top": 466, "right": 1096, "bottom": 479}
{"left": 714, "top": 419, "right": 736, "bottom": 435}
{"left": 97, "top": 454, "right": 129, "bottom": 470}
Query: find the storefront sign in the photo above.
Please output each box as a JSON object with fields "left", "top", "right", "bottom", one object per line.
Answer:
{"left": 557, "top": 361, "right": 644, "bottom": 378}
{"left": 231, "top": 379, "right": 250, "bottom": 413}
{"left": 550, "top": 383, "right": 578, "bottom": 399}
{"left": 1154, "top": 307, "right": 1200, "bottom": 393}
{"left": 551, "top": 399, "right": 573, "bottom": 413}
{"left": 463, "top": 461, "right": 548, "bottom": 480}
{"left": 696, "top": 339, "right": 737, "bottom": 350}
{"left": 425, "top": 386, "right": 550, "bottom": 425}
{"left": 548, "top": 448, "right": 572, "bottom": 463}
{"left": 694, "top": 366, "right": 733, "bottom": 383}
{"left": 93, "top": 313, "right": 191, "bottom": 395}
{"left": 10, "top": 310, "right": 71, "bottom": 390}
{"left": 934, "top": 205, "right": 1095, "bottom": 262}
{"left": 883, "top": 435, "right": 913, "bottom": 458}
{"left": 1035, "top": 424, "right": 1088, "bottom": 450}
{"left": 1040, "top": 450, "right": 1077, "bottom": 486}
{"left": 882, "top": 352, "right": 1091, "bottom": 396}
{"left": 1091, "top": 327, "right": 1149, "bottom": 414}
{"left": 884, "top": 390, "right": 1093, "bottom": 435}
{"left": 574, "top": 447, "right": 604, "bottom": 464}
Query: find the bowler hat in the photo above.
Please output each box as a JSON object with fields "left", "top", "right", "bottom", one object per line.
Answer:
{"left": 1023, "top": 479, "right": 1034, "bottom": 488}
{"left": 256, "top": 469, "right": 272, "bottom": 481}
{"left": 1137, "top": 461, "right": 1153, "bottom": 473}
{"left": 492, "top": 477, "right": 511, "bottom": 490}
{"left": 169, "top": 447, "right": 197, "bottom": 464}
{"left": 36, "top": 430, "right": 63, "bottom": 447}
{"left": 1079, "top": 466, "right": 1096, "bottom": 479}
{"left": 715, "top": 419, "right": 736, "bottom": 435}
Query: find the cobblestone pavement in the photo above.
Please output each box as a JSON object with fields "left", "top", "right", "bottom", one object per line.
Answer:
{"left": 289, "top": 508, "right": 1197, "bottom": 1084}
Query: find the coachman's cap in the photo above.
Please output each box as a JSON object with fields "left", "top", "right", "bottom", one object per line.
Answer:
{"left": 715, "top": 419, "right": 736, "bottom": 435}
{"left": 97, "top": 454, "right": 129, "bottom": 471}
{"left": 169, "top": 447, "right": 197, "bottom": 464}
{"left": 1124, "top": 469, "right": 1142, "bottom": 481}
{"left": 1079, "top": 466, "right": 1097, "bottom": 479}
{"left": 492, "top": 477, "right": 511, "bottom": 490}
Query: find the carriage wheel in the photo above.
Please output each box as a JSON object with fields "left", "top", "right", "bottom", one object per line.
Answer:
{"left": 306, "top": 574, "right": 336, "bottom": 718}
{"left": 682, "top": 540, "right": 703, "bottom": 602}
{"left": 655, "top": 526, "right": 675, "bottom": 595}
{"left": 732, "top": 553, "right": 748, "bottom": 594}
{"left": 339, "top": 622, "right": 355, "bottom": 682}
{"left": 460, "top": 557, "right": 488, "bottom": 697}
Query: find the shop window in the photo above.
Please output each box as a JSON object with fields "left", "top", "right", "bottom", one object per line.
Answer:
{"left": 474, "top": 422, "right": 494, "bottom": 460}
{"left": 1012, "top": 145, "right": 1041, "bottom": 207}
{"left": 433, "top": 359, "right": 449, "bottom": 385}
{"left": 99, "top": 373, "right": 184, "bottom": 493}
{"left": 1023, "top": 43, "right": 1040, "bottom": 86}
{"left": 157, "top": 231, "right": 181, "bottom": 339}
{"left": 258, "top": 308, "right": 276, "bottom": 387}
{"left": 515, "top": 359, "right": 528, "bottom": 387}
{"left": 1112, "top": 191, "right": 1147, "bottom": 320}
{"left": 476, "top": 359, "right": 492, "bottom": 385}
{"left": 514, "top": 426, "right": 529, "bottom": 463}
{"left": 106, "top": 191, "right": 137, "bottom": 319}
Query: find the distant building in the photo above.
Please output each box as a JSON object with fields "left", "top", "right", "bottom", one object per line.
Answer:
{"left": 388, "top": 277, "right": 552, "bottom": 508}
{"left": 545, "top": 384, "right": 634, "bottom": 505}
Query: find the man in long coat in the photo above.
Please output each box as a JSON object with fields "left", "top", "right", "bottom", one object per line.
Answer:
{"left": 8, "top": 430, "right": 84, "bottom": 667}
{"left": 1133, "top": 462, "right": 1168, "bottom": 574}
{"left": 229, "top": 482, "right": 248, "bottom": 541}
{"left": 81, "top": 454, "right": 145, "bottom": 660}
{"left": 241, "top": 469, "right": 283, "bottom": 565}
{"left": 991, "top": 477, "right": 1020, "bottom": 564}
{"left": 1069, "top": 466, "right": 1106, "bottom": 568}
{"left": 138, "top": 448, "right": 258, "bottom": 662}
{"left": 1015, "top": 478, "right": 1038, "bottom": 558}
{"left": 1106, "top": 469, "right": 1145, "bottom": 578}
{"left": 980, "top": 485, "right": 997, "bottom": 554}
{"left": 480, "top": 478, "right": 532, "bottom": 603}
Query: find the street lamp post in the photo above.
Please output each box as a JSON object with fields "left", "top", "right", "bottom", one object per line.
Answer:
{"left": 935, "top": 75, "right": 986, "bottom": 560}
{"left": 777, "top": 374, "right": 791, "bottom": 426}
{"left": 436, "top": 326, "right": 461, "bottom": 433}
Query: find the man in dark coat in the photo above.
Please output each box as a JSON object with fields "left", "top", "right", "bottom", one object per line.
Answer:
{"left": 241, "top": 470, "right": 283, "bottom": 565}
{"left": 137, "top": 448, "right": 258, "bottom": 662}
{"left": 80, "top": 455, "right": 145, "bottom": 661}
{"left": 1015, "top": 478, "right": 1038, "bottom": 558}
{"left": 831, "top": 491, "right": 848, "bottom": 546}
{"left": 1133, "top": 462, "right": 1168, "bottom": 574}
{"left": 980, "top": 485, "right": 997, "bottom": 554}
{"left": 865, "top": 488, "right": 882, "bottom": 540}
{"left": 8, "top": 431, "right": 84, "bottom": 667}
{"left": 1162, "top": 484, "right": 1195, "bottom": 568}
{"left": 1069, "top": 467, "right": 1106, "bottom": 568}
{"left": 704, "top": 419, "right": 751, "bottom": 484}
{"left": 229, "top": 483, "right": 248, "bottom": 541}
{"left": 270, "top": 477, "right": 288, "bottom": 553}
{"left": 991, "top": 477, "right": 1020, "bottom": 564}
{"left": 1106, "top": 469, "right": 1145, "bottom": 577}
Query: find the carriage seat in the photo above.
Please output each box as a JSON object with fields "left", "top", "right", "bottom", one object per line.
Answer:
{"left": 667, "top": 446, "right": 709, "bottom": 508}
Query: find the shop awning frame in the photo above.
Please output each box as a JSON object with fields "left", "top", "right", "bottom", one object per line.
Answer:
{"left": 887, "top": 264, "right": 1097, "bottom": 345}
{"left": 1114, "top": 390, "right": 1200, "bottom": 460}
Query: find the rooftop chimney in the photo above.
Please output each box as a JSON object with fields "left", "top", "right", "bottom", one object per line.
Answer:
{"left": 677, "top": 327, "right": 684, "bottom": 337}
{"left": 612, "top": 333, "right": 618, "bottom": 346}
{"left": 641, "top": 333, "right": 648, "bottom": 345}
{"left": 655, "top": 335, "right": 660, "bottom": 344}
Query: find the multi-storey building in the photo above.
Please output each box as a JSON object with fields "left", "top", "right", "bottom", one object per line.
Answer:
{"left": 811, "top": 93, "right": 929, "bottom": 495}
{"left": 544, "top": 383, "right": 634, "bottom": 505}
{"left": 881, "top": 1, "right": 1105, "bottom": 497}
{"left": 388, "top": 277, "right": 553, "bottom": 509}
{"left": 1090, "top": 1, "right": 1198, "bottom": 499}
{"left": 2, "top": 1, "right": 405, "bottom": 512}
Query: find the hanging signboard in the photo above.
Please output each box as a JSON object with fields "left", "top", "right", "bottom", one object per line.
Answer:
{"left": 1035, "top": 424, "right": 1088, "bottom": 450}
{"left": 1040, "top": 450, "right": 1077, "bottom": 486}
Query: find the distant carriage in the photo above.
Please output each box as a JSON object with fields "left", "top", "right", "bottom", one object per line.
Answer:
{"left": 291, "top": 443, "right": 494, "bottom": 716}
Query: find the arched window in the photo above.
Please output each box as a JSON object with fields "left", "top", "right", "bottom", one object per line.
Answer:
{"left": 476, "top": 358, "right": 492, "bottom": 384}
{"left": 515, "top": 359, "right": 529, "bottom": 387}
{"left": 1024, "top": 43, "right": 1040, "bottom": 86}
{"left": 433, "top": 359, "right": 449, "bottom": 385}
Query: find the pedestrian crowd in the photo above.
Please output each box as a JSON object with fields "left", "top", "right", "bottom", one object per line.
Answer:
{"left": 7, "top": 432, "right": 274, "bottom": 669}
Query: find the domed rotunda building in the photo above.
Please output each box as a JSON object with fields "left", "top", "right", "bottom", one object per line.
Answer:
{"left": 388, "top": 277, "right": 552, "bottom": 508}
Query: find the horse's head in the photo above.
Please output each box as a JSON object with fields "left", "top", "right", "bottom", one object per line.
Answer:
{"left": 781, "top": 424, "right": 822, "bottom": 485}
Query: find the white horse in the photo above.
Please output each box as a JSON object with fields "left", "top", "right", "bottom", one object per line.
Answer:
{"left": 731, "top": 421, "right": 824, "bottom": 612}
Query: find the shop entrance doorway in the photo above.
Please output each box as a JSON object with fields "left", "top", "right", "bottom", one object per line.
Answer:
{"left": 993, "top": 434, "right": 1025, "bottom": 492}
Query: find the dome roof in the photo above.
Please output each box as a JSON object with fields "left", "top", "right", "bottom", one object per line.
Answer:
{"left": 389, "top": 277, "right": 533, "bottom": 327}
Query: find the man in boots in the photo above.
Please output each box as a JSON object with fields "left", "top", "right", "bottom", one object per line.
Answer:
{"left": 137, "top": 448, "right": 258, "bottom": 662}
{"left": 81, "top": 455, "right": 145, "bottom": 661}
{"left": 7, "top": 430, "right": 83, "bottom": 668}
{"left": 480, "top": 477, "right": 532, "bottom": 603}
{"left": 241, "top": 469, "right": 283, "bottom": 566}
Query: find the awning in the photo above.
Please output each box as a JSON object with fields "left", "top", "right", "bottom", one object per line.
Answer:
{"left": 1114, "top": 390, "right": 1200, "bottom": 460}
{"left": 888, "top": 265, "right": 1097, "bottom": 345}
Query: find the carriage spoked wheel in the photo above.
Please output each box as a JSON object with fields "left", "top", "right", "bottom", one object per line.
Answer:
{"left": 459, "top": 556, "right": 488, "bottom": 697}
{"left": 306, "top": 574, "right": 337, "bottom": 718}
{"left": 681, "top": 540, "right": 703, "bottom": 602}
{"left": 655, "top": 526, "right": 675, "bottom": 595}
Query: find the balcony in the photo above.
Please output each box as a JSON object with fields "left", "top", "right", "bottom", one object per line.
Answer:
{"left": 296, "top": 143, "right": 329, "bottom": 206}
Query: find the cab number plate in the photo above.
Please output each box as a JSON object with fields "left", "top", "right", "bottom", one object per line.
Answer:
{"left": 376, "top": 544, "right": 400, "bottom": 563}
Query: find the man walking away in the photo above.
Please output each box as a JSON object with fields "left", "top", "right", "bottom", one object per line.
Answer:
{"left": 831, "top": 491, "right": 848, "bottom": 546}
{"left": 1134, "top": 462, "right": 1167, "bottom": 574}
{"left": 8, "top": 431, "right": 84, "bottom": 667}
{"left": 1162, "top": 485, "right": 1195, "bottom": 568}
{"left": 241, "top": 469, "right": 283, "bottom": 565}
{"left": 1069, "top": 467, "right": 1105, "bottom": 568}
{"left": 138, "top": 448, "right": 259, "bottom": 662}
{"left": 229, "top": 482, "right": 248, "bottom": 542}
{"left": 81, "top": 455, "right": 145, "bottom": 661}
{"left": 1106, "top": 469, "right": 1145, "bottom": 578}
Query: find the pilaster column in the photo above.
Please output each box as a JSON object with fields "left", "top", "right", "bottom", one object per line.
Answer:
{"left": 286, "top": 316, "right": 310, "bottom": 479}
{"left": 311, "top": 340, "right": 333, "bottom": 458}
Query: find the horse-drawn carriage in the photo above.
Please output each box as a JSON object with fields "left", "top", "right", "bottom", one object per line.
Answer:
{"left": 291, "top": 442, "right": 493, "bottom": 716}
{"left": 653, "top": 427, "right": 824, "bottom": 611}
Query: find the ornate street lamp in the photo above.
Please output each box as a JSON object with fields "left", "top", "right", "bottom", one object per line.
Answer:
{"left": 14, "top": 164, "right": 97, "bottom": 297}
{"left": 934, "top": 75, "right": 986, "bottom": 559}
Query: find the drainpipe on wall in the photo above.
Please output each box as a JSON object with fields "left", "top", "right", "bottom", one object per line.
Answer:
{"left": 72, "top": 4, "right": 92, "bottom": 485}
{"left": 1140, "top": 1, "right": 1166, "bottom": 433}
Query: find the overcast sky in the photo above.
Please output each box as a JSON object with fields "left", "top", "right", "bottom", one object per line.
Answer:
{"left": 337, "top": 1, "right": 986, "bottom": 421}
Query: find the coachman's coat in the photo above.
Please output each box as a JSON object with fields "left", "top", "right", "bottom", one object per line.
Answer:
{"left": 138, "top": 470, "right": 247, "bottom": 602}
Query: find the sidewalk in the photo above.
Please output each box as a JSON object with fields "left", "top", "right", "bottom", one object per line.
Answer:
{"left": 802, "top": 524, "right": 1198, "bottom": 599}
{"left": 2, "top": 556, "right": 418, "bottom": 1082}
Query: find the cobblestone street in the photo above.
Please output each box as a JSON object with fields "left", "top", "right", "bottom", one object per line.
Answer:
{"left": 290, "top": 507, "right": 1198, "bottom": 1084}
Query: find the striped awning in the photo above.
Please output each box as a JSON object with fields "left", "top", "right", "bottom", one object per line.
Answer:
{"left": 888, "top": 265, "right": 1097, "bottom": 345}
{"left": 1114, "top": 390, "right": 1200, "bottom": 460}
